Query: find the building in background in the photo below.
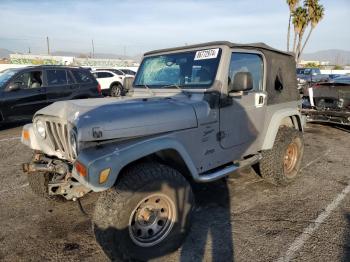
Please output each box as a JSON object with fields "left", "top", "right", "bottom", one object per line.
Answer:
{"left": 9, "top": 54, "right": 139, "bottom": 67}
{"left": 299, "top": 60, "right": 330, "bottom": 66}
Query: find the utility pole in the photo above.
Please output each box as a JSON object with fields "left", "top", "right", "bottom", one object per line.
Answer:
{"left": 92, "top": 39, "right": 95, "bottom": 58}
{"left": 46, "top": 36, "right": 50, "bottom": 55}
{"left": 28, "top": 47, "right": 31, "bottom": 54}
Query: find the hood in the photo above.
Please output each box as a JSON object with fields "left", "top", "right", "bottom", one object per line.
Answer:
{"left": 35, "top": 96, "right": 198, "bottom": 141}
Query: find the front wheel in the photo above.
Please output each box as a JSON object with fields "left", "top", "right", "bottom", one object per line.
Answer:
{"left": 258, "top": 126, "right": 304, "bottom": 186}
{"left": 92, "top": 162, "right": 194, "bottom": 261}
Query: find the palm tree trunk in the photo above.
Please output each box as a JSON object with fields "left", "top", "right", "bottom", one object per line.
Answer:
{"left": 299, "top": 27, "right": 313, "bottom": 60}
{"left": 287, "top": 15, "right": 291, "bottom": 51}
{"left": 296, "top": 31, "right": 305, "bottom": 63}
{"left": 292, "top": 30, "right": 298, "bottom": 54}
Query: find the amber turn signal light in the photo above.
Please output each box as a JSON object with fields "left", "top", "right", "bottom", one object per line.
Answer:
{"left": 75, "top": 161, "right": 87, "bottom": 177}
{"left": 22, "top": 130, "right": 30, "bottom": 141}
{"left": 99, "top": 168, "right": 111, "bottom": 184}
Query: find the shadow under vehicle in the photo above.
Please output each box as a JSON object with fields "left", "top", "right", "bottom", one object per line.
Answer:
{"left": 21, "top": 41, "right": 304, "bottom": 261}
{"left": 301, "top": 76, "right": 350, "bottom": 126}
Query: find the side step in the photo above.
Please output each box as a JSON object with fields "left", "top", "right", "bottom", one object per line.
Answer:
{"left": 194, "top": 154, "right": 262, "bottom": 183}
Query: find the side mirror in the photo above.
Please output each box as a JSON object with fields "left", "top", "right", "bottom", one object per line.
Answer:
{"left": 8, "top": 82, "right": 21, "bottom": 91}
{"left": 229, "top": 72, "right": 253, "bottom": 93}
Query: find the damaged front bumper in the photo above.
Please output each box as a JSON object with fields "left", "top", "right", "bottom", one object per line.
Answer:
{"left": 23, "top": 153, "right": 91, "bottom": 200}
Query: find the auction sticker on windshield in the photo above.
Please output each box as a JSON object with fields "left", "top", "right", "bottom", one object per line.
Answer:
{"left": 194, "top": 48, "right": 219, "bottom": 60}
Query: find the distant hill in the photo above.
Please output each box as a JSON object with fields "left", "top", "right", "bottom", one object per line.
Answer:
{"left": 0, "top": 48, "right": 13, "bottom": 58}
{"left": 302, "top": 49, "right": 350, "bottom": 65}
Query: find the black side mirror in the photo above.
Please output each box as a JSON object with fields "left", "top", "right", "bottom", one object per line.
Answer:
{"left": 8, "top": 82, "right": 21, "bottom": 91}
{"left": 229, "top": 72, "right": 253, "bottom": 92}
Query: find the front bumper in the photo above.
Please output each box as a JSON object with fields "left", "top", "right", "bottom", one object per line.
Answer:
{"left": 22, "top": 153, "right": 91, "bottom": 200}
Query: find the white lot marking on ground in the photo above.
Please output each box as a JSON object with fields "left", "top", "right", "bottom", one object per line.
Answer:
{"left": 300, "top": 149, "right": 331, "bottom": 172}
{"left": 0, "top": 183, "right": 29, "bottom": 195}
{"left": 276, "top": 182, "right": 350, "bottom": 262}
{"left": 0, "top": 136, "right": 21, "bottom": 143}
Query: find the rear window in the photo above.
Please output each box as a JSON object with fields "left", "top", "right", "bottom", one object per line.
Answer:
{"left": 47, "top": 70, "right": 68, "bottom": 86}
{"left": 96, "top": 72, "right": 114, "bottom": 78}
{"left": 72, "top": 70, "right": 93, "bottom": 83}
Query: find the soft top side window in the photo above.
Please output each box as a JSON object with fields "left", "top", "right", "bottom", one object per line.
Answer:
{"left": 228, "top": 52, "right": 264, "bottom": 91}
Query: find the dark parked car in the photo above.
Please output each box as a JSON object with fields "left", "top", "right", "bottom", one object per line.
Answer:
{"left": 297, "top": 67, "right": 329, "bottom": 83}
{"left": 0, "top": 66, "right": 101, "bottom": 123}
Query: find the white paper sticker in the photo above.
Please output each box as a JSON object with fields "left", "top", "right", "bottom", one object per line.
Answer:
{"left": 194, "top": 48, "right": 219, "bottom": 60}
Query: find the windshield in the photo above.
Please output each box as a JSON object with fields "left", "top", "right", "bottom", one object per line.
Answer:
{"left": 0, "top": 69, "right": 19, "bottom": 87}
{"left": 134, "top": 48, "right": 222, "bottom": 89}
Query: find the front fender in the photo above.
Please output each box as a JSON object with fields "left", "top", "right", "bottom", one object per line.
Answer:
{"left": 73, "top": 136, "right": 198, "bottom": 192}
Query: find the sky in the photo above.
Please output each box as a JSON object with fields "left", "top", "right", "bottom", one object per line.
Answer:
{"left": 0, "top": 0, "right": 348, "bottom": 56}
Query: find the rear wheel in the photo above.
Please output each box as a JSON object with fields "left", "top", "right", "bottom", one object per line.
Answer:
{"left": 258, "top": 126, "right": 304, "bottom": 185}
{"left": 93, "top": 162, "right": 194, "bottom": 261}
{"left": 110, "top": 84, "right": 123, "bottom": 97}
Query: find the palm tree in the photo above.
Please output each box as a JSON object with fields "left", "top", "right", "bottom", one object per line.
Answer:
{"left": 286, "top": 0, "right": 299, "bottom": 51}
{"left": 298, "top": 1, "right": 325, "bottom": 60}
{"left": 292, "top": 6, "right": 308, "bottom": 58}
{"left": 292, "top": 7, "right": 308, "bottom": 61}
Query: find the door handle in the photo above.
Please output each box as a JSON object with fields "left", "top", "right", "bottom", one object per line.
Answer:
{"left": 255, "top": 93, "right": 266, "bottom": 108}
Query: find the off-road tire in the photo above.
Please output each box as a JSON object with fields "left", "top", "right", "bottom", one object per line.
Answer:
{"left": 27, "top": 172, "right": 65, "bottom": 202}
{"left": 110, "top": 84, "right": 123, "bottom": 97}
{"left": 92, "top": 162, "right": 194, "bottom": 261}
{"left": 258, "top": 126, "right": 304, "bottom": 186}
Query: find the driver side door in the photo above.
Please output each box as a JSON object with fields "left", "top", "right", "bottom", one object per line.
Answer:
{"left": 2, "top": 70, "right": 46, "bottom": 121}
{"left": 219, "top": 51, "right": 267, "bottom": 157}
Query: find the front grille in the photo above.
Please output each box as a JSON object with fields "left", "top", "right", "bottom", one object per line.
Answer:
{"left": 45, "top": 120, "right": 74, "bottom": 160}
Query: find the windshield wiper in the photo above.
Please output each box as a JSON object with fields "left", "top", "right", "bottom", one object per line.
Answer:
{"left": 160, "top": 84, "right": 182, "bottom": 90}
{"left": 135, "top": 84, "right": 155, "bottom": 96}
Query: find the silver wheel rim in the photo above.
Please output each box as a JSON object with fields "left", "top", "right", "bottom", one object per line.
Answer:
{"left": 111, "top": 86, "right": 121, "bottom": 96}
{"left": 128, "top": 193, "right": 176, "bottom": 247}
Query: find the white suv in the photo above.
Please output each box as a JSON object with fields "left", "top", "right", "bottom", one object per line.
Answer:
{"left": 92, "top": 69, "right": 134, "bottom": 97}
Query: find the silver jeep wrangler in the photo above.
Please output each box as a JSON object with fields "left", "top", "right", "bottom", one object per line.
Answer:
{"left": 22, "top": 41, "right": 304, "bottom": 261}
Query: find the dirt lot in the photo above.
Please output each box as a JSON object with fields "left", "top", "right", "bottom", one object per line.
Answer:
{"left": 0, "top": 122, "right": 350, "bottom": 262}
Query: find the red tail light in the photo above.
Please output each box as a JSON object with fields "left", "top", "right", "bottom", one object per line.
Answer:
{"left": 97, "top": 83, "right": 102, "bottom": 95}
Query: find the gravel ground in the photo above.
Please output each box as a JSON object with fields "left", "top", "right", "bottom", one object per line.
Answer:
{"left": 0, "top": 122, "right": 349, "bottom": 262}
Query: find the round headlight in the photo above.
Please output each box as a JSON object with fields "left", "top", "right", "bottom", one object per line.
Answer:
{"left": 35, "top": 120, "right": 46, "bottom": 138}
{"left": 70, "top": 131, "right": 78, "bottom": 157}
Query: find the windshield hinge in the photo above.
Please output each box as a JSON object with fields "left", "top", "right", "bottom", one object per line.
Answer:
{"left": 216, "top": 131, "right": 226, "bottom": 141}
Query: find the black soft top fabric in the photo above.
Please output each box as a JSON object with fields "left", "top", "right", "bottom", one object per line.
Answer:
{"left": 145, "top": 41, "right": 299, "bottom": 105}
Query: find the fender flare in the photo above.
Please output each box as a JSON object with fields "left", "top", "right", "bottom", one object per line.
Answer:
{"left": 77, "top": 137, "right": 198, "bottom": 192}
{"left": 261, "top": 109, "right": 303, "bottom": 150}
{"left": 109, "top": 81, "right": 123, "bottom": 89}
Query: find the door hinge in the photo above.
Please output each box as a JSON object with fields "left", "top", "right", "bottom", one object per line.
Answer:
{"left": 216, "top": 131, "right": 226, "bottom": 141}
